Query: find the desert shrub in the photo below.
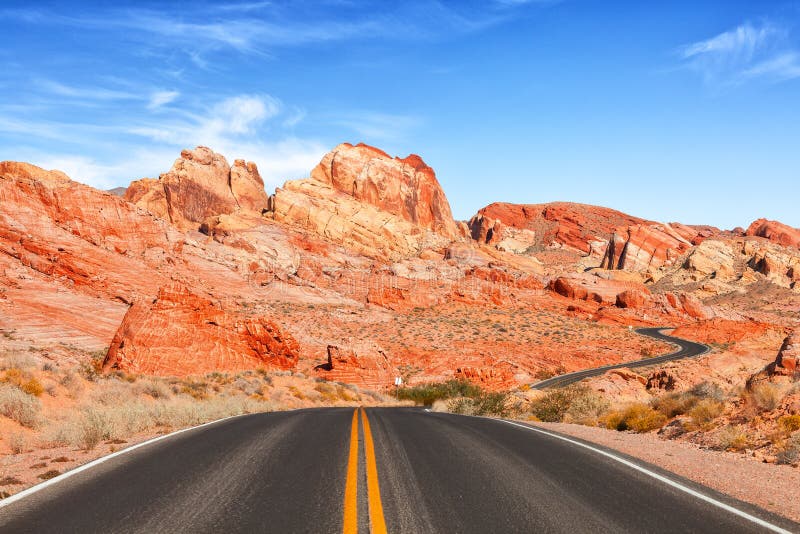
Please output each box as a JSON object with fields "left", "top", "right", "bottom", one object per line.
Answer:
{"left": 447, "top": 397, "right": 476, "bottom": 415}
{"left": 7, "top": 432, "right": 28, "bottom": 454}
{"left": 689, "top": 381, "right": 726, "bottom": 402}
{"left": 603, "top": 403, "right": 667, "bottom": 433}
{"left": 716, "top": 425, "right": 750, "bottom": 451}
{"left": 529, "top": 386, "right": 598, "bottom": 423}
{"left": 778, "top": 415, "right": 800, "bottom": 434}
{"left": 686, "top": 399, "right": 724, "bottom": 430}
{"left": 651, "top": 392, "right": 698, "bottom": 418}
{"left": 59, "top": 371, "right": 85, "bottom": 398}
{"left": 179, "top": 379, "right": 210, "bottom": 400}
{"left": 473, "top": 391, "right": 509, "bottom": 416}
{"left": 564, "top": 390, "right": 610, "bottom": 425}
{"left": 90, "top": 380, "right": 136, "bottom": 405}
{"left": 397, "top": 379, "right": 482, "bottom": 406}
{"left": 0, "top": 352, "right": 37, "bottom": 370}
{"left": 233, "top": 377, "right": 262, "bottom": 397}
{"left": 136, "top": 379, "right": 172, "bottom": 399}
{"left": 20, "top": 377, "right": 45, "bottom": 397}
{"left": 76, "top": 407, "right": 114, "bottom": 449}
{"left": 0, "top": 384, "right": 41, "bottom": 428}
{"left": 749, "top": 383, "right": 782, "bottom": 412}
{"left": 777, "top": 433, "right": 800, "bottom": 465}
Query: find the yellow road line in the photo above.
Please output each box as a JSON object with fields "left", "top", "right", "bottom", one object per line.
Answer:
{"left": 361, "top": 408, "right": 388, "bottom": 534}
{"left": 343, "top": 408, "right": 359, "bottom": 534}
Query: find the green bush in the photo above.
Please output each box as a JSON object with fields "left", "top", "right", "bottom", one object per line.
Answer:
{"left": 396, "top": 379, "right": 482, "bottom": 406}
{"left": 473, "top": 391, "right": 509, "bottom": 417}
{"left": 529, "top": 386, "right": 602, "bottom": 423}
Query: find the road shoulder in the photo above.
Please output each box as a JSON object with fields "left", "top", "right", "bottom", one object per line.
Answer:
{"left": 529, "top": 420, "right": 800, "bottom": 524}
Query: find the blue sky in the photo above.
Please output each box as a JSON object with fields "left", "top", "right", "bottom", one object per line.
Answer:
{"left": 1, "top": 1, "right": 799, "bottom": 229}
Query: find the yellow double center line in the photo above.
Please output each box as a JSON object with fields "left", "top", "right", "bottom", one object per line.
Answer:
{"left": 343, "top": 408, "right": 387, "bottom": 534}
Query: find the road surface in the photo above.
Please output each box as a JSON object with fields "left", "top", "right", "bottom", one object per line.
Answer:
{"left": 531, "top": 327, "right": 710, "bottom": 390}
{"left": 0, "top": 407, "right": 795, "bottom": 533}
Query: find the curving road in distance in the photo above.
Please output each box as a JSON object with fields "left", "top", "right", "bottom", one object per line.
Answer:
{"left": 531, "top": 327, "right": 710, "bottom": 390}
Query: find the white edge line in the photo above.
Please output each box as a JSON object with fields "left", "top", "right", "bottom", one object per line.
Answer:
{"left": 501, "top": 420, "right": 793, "bottom": 534}
{"left": 0, "top": 413, "right": 247, "bottom": 509}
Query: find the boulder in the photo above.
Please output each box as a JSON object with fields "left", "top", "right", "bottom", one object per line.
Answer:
{"left": 103, "top": 283, "right": 299, "bottom": 375}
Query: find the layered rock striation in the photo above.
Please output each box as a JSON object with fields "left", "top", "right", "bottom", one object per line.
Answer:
{"left": 103, "top": 283, "right": 299, "bottom": 375}
{"left": 126, "top": 147, "right": 269, "bottom": 231}
{"left": 268, "top": 143, "right": 458, "bottom": 259}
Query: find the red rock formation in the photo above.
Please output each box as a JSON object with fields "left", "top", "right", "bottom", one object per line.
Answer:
{"left": 772, "top": 332, "right": 798, "bottom": 375}
{"left": 314, "top": 344, "right": 394, "bottom": 390}
{"left": 601, "top": 224, "right": 693, "bottom": 271}
{"left": 615, "top": 289, "right": 650, "bottom": 309}
{"left": 469, "top": 202, "right": 648, "bottom": 254}
{"left": 310, "top": 143, "right": 457, "bottom": 237}
{"left": 0, "top": 161, "right": 178, "bottom": 300}
{"left": 549, "top": 274, "right": 649, "bottom": 307}
{"left": 745, "top": 219, "right": 800, "bottom": 249}
{"left": 126, "top": 147, "right": 269, "bottom": 230}
{"left": 103, "top": 284, "right": 299, "bottom": 376}
{"left": 270, "top": 143, "right": 458, "bottom": 259}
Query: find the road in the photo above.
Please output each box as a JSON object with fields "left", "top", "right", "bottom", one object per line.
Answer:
{"left": 531, "top": 327, "right": 710, "bottom": 389}
{"left": 0, "top": 407, "right": 795, "bottom": 533}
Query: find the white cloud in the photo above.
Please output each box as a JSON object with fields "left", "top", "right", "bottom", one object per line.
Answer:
{"left": 331, "top": 111, "right": 421, "bottom": 142}
{"left": 681, "top": 23, "right": 778, "bottom": 59}
{"left": 127, "top": 93, "right": 328, "bottom": 187}
{"left": 742, "top": 52, "right": 800, "bottom": 81}
{"left": 679, "top": 21, "right": 800, "bottom": 85}
{"left": 147, "top": 90, "right": 180, "bottom": 110}
{"left": 213, "top": 94, "right": 281, "bottom": 134}
{"left": 27, "top": 148, "right": 177, "bottom": 189}
{"left": 36, "top": 79, "right": 137, "bottom": 101}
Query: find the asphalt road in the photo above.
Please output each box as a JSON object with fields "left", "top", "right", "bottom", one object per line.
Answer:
{"left": 531, "top": 327, "right": 710, "bottom": 389}
{"left": 0, "top": 407, "right": 795, "bottom": 533}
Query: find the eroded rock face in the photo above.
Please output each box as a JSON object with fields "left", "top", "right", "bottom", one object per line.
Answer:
{"left": 103, "top": 283, "right": 299, "bottom": 375}
{"left": 126, "top": 147, "right": 269, "bottom": 230}
{"left": 0, "top": 161, "right": 179, "bottom": 300}
{"left": 601, "top": 224, "right": 695, "bottom": 272}
{"left": 469, "top": 202, "right": 648, "bottom": 255}
{"left": 314, "top": 344, "right": 393, "bottom": 390}
{"left": 311, "top": 144, "right": 456, "bottom": 235}
{"left": 746, "top": 219, "right": 800, "bottom": 249}
{"left": 270, "top": 143, "right": 458, "bottom": 259}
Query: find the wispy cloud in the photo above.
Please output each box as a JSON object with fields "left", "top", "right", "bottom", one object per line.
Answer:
{"left": 36, "top": 79, "right": 137, "bottom": 101}
{"left": 679, "top": 21, "right": 800, "bottom": 85}
{"left": 147, "top": 90, "right": 180, "bottom": 110}
{"left": 331, "top": 112, "right": 421, "bottom": 142}
{"left": 742, "top": 51, "right": 800, "bottom": 81}
{"left": 0, "top": 1, "right": 555, "bottom": 65}
{"left": 127, "top": 93, "right": 328, "bottom": 187}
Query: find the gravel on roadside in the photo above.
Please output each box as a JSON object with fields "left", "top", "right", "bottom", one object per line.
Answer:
{"left": 533, "top": 421, "right": 800, "bottom": 523}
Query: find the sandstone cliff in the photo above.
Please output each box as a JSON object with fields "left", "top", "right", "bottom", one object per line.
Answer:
{"left": 126, "top": 147, "right": 269, "bottom": 230}
{"left": 468, "top": 202, "right": 648, "bottom": 255}
{"left": 268, "top": 143, "right": 458, "bottom": 260}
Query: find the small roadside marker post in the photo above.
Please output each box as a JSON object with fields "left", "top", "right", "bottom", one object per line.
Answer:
{"left": 394, "top": 376, "right": 402, "bottom": 401}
